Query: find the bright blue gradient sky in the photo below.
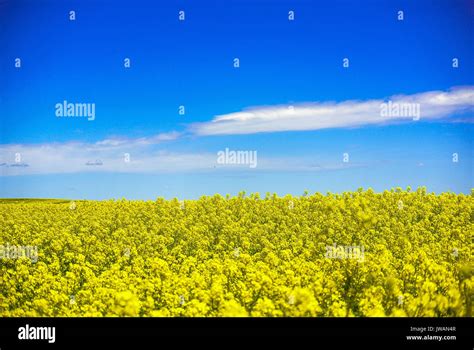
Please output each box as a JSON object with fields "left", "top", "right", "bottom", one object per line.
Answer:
{"left": 0, "top": 0, "right": 473, "bottom": 199}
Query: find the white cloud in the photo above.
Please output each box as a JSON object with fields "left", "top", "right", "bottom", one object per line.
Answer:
{"left": 93, "top": 131, "right": 181, "bottom": 149}
{"left": 0, "top": 132, "right": 192, "bottom": 176}
{"left": 191, "top": 86, "right": 474, "bottom": 135}
{"left": 0, "top": 140, "right": 359, "bottom": 176}
{"left": 0, "top": 143, "right": 215, "bottom": 176}
{"left": 1, "top": 86, "right": 472, "bottom": 176}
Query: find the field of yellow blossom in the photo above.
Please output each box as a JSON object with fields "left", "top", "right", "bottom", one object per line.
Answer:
{"left": 0, "top": 188, "right": 472, "bottom": 317}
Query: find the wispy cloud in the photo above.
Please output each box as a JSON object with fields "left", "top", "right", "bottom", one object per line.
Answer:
{"left": 0, "top": 144, "right": 213, "bottom": 176}
{"left": 0, "top": 132, "right": 210, "bottom": 176}
{"left": 1, "top": 86, "right": 472, "bottom": 176}
{"left": 93, "top": 131, "right": 181, "bottom": 149}
{"left": 191, "top": 86, "right": 474, "bottom": 135}
{"left": 0, "top": 139, "right": 359, "bottom": 176}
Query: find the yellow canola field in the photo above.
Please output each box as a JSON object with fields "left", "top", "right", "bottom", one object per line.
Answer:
{"left": 0, "top": 188, "right": 472, "bottom": 317}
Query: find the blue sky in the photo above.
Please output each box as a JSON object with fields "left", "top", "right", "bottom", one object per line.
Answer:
{"left": 0, "top": 0, "right": 473, "bottom": 199}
